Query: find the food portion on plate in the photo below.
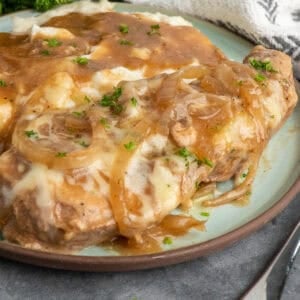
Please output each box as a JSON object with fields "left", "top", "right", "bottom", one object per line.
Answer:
{"left": 0, "top": 0, "right": 298, "bottom": 254}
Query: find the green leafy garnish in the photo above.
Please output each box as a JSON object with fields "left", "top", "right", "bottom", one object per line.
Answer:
{"left": 246, "top": 191, "right": 251, "bottom": 196}
{"left": 99, "top": 117, "right": 110, "bottom": 129}
{"left": 84, "top": 95, "right": 91, "bottom": 103}
{"left": 147, "top": 24, "right": 160, "bottom": 35}
{"left": 0, "top": 1, "right": 75, "bottom": 14}
{"left": 35, "top": 0, "right": 74, "bottom": 12}
{"left": 76, "top": 141, "right": 89, "bottom": 148}
{"left": 40, "top": 49, "right": 50, "bottom": 56}
{"left": 163, "top": 236, "right": 173, "bottom": 245}
{"left": 0, "top": 79, "right": 6, "bottom": 87}
{"left": 254, "top": 73, "right": 266, "bottom": 83}
{"left": 73, "top": 56, "right": 89, "bottom": 65}
{"left": 119, "top": 39, "right": 134, "bottom": 46}
{"left": 176, "top": 147, "right": 193, "bottom": 158}
{"left": 99, "top": 87, "right": 123, "bottom": 114}
{"left": 195, "top": 181, "right": 203, "bottom": 190}
{"left": 236, "top": 80, "right": 243, "bottom": 86}
{"left": 119, "top": 23, "right": 129, "bottom": 34}
{"left": 124, "top": 141, "right": 136, "bottom": 151}
{"left": 130, "top": 97, "right": 138, "bottom": 107}
{"left": 200, "top": 212, "right": 210, "bottom": 217}
{"left": 72, "top": 111, "right": 86, "bottom": 118}
{"left": 55, "top": 152, "right": 67, "bottom": 157}
{"left": 24, "top": 130, "right": 38, "bottom": 138}
{"left": 249, "top": 58, "right": 276, "bottom": 72}
{"left": 241, "top": 172, "right": 248, "bottom": 178}
{"left": 202, "top": 157, "right": 214, "bottom": 168}
{"left": 46, "top": 38, "right": 62, "bottom": 47}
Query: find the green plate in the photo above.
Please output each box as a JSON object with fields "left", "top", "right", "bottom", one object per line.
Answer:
{"left": 0, "top": 3, "right": 299, "bottom": 271}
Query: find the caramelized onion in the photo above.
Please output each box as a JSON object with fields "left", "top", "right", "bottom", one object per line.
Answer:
{"left": 110, "top": 119, "right": 156, "bottom": 238}
{"left": 12, "top": 110, "right": 107, "bottom": 170}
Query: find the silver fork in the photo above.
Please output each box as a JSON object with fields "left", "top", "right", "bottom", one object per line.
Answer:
{"left": 242, "top": 221, "right": 300, "bottom": 300}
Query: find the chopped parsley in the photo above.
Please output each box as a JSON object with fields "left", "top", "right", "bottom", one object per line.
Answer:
{"left": 45, "top": 38, "right": 62, "bottom": 47}
{"left": 119, "top": 23, "right": 129, "bottom": 34}
{"left": 24, "top": 130, "right": 38, "bottom": 138}
{"left": 236, "top": 80, "right": 244, "bottom": 86}
{"left": 55, "top": 152, "right": 67, "bottom": 158}
{"left": 163, "top": 236, "right": 173, "bottom": 245}
{"left": 176, "top": 147, "right": 193, "bottom": 158}
{"left": 76, "top": 141, "right": 89, "bottom": 148}
{"left": 0, "top": 79, "right": 6, "bottom": 87}
{"left": 72, "top": 111, "right": 86, "bottom": 118}
{"left": 73, "top": 56, "right": 89, "bottom": 65}
{"left": 147, "top": 24, "right": 160, "bottom": 35}
{"left": 254, "top": 73, "right": 266, "bottom": 83}
{"left": 40, "top": 49, "right": 50, "bottom": 56}
{"left": 99, "top": 117, "right": 110, "bottom": 129}
{"left": 124, "top": 141, "right": 136, "bottom": 151}
{"left": 202, "top": 157, "right": 214, "bottom": 168}
{"left": 246, "top": 191, "right": 251, "bottom": 196}
{"left": 119, "top": 39, "right": 134, "bottom": 46}
{"left": 200, "top": 212, "right": 210, "bottom": 217}
{"left": 99, "top": 87, "right": 123, "bottom": 114}
{"left": 241, "top": 172, "right": 248, "bottom": 178}
{"left": 249, "top": 58, "right": 276, "bottom": 72}
{"left": 84, "top": 95, "right": 91, "bottom": 103}
{"left": 195, "top": 181, "right": 203, "bottom": 190}
{"left": 130, "top": 97, "right": 138, "bottom": 107}
{"left": 176, "top": 148, "right": 214, "bottom": 168}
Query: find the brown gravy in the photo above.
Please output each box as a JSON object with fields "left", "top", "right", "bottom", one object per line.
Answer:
{"left": 103, "top": 215, "right": 205, "bottom": 255}
{"left": 0, "top": 11, "right": 225, "bottom": 98}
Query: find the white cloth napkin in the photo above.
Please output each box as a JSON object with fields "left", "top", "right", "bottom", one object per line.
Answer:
{"left": 130, "top": 0, "right": 300, "bottom": 78}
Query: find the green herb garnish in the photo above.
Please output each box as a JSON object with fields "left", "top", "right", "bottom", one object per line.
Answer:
{"left": 119, "top": 39, "right": 134, "bottom": 46}
{"left": 55, "top": 152, "right": 67, "bottom": 157}
{"left": 176, "top": 147, "right": 193, "bottom": 158}
{"left": 99, "top": 117, "right": 110, "bottom": 129}
{"left": 124, "top": 141, "right": 136, "bottom": 151}
{"left": 72, "top": 111, "right": 86, "bottom": 118}
{"left": 202, "top": 157, "right": 214, "bottom": 168}
{"left": 254, "top": 73, "right": 266, "bottom": 83}
{"left": 241, "top": 172, "right": 248, "bottom": 178}
{"left": 46, "top": 38, "right": 62, "bottom": 47}
{"left": 119, "top": 23, "right": 129, "bottom": 34}
{"left": 99, "top": 87, "right": 123, "bottom": 114}
{"left": 236, "top": 80, "right": 243, "bottom": 86}
{"left": 73, "top": 56, "right": 89, "bottom": 65}
{"left": 200, "top": 212, "right": 210, "bottom": 217}
{"left": 147, "top": 24, "right": 160, "bottom": 35}
{"left": 249, "top": 58, "right": 276, "bottom": 72}
{"left": 24, "top": 130, "right": 38, "bottom": 138}
{"left": 195, "top": 181, "right": 203, "bottom": 190}
{"left": 40, "top": 49, "right": 50, "bottom": 56}
{"left": 130, "top": 97, "right": 138, "bottom": 107}
{"left": 0, "top": 79, "right": 6, "bottom": 87}
{"left": 77, "top": 141, "right": 89, "bottom": 148}
{"left": 84, "top": 95, "right": 91, "bottom": 103}
{"left": 163, "top": 236, "right": 173, "bottom": 245}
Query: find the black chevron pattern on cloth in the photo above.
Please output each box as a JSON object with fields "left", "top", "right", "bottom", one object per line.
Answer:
{"left": 257, "top": 0, "right": 278, "bottom": 24}
{"left": 210, "top": 20, "right": 300, "bottom": 63}
{"left": 292, "top": 9, "right": 300, "bottom": 22}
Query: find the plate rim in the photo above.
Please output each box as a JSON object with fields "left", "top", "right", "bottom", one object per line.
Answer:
{"left": 0, "top": 3, "right": 299, "bottom": 272}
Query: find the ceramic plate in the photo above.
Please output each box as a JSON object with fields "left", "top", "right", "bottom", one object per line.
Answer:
{"left": 0, "top": 3, "right": 299, "bottom": 271}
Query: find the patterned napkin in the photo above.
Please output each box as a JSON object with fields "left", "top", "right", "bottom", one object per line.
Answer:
{"left": 129, "top": 0, "right": 300, "bottom": 79}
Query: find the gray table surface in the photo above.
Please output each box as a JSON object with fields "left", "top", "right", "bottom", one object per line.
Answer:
{"left": 0, "top": 194, "right": 299, "bottom": 300}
